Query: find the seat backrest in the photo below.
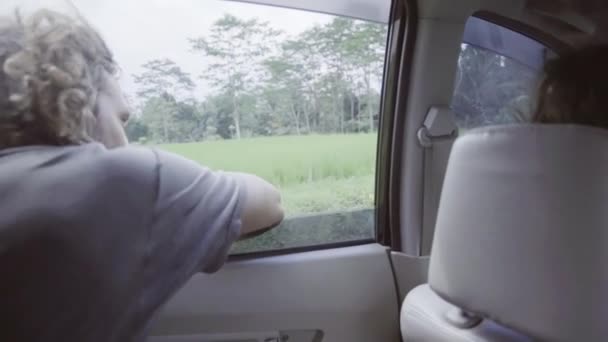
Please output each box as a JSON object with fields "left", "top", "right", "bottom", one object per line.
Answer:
{"left": 401, "top": 124, "right": 608, "bottom": 342}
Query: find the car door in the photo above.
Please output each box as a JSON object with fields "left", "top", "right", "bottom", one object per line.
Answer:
{"left": 62, "top": 0, "right": 421, "bottom": 341}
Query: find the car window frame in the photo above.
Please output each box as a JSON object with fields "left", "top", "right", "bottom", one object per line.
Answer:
{"left": 225, "top": 0, "right": 391, "bottom": 24}
{"left": 223, "top": 0, "right": 410, "bottom": 260}
{"left": 375, "top": 0, "right": 417, "bottom": 251}
{"left": 474, "top": 11, "right": 572, "bottom": 56}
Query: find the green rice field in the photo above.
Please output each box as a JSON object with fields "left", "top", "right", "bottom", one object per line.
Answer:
{"left": 159, "top": 134, "right": 377, "bottom": 216}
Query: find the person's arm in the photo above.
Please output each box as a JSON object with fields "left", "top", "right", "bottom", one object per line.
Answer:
{"left": 225, "top": 172, "right": 284, "bottom": 238}
{"left": 102, "top": 147, "right": 285, "bottom": 322}
{"left": 143, "top": 149, "right": 284, "bottom": 272}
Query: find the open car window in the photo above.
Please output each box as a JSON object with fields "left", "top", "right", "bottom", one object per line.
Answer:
{"left": 65, "top": 0, "right": 391, "bottom": 255}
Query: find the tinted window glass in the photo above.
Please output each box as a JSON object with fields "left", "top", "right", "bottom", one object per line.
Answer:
{"left": 451, "top": 17, "right": 552, "bottom": 129}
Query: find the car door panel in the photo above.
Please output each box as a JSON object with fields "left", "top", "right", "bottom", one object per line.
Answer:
{"left": 148, "top": 244, "right": 401, "bottom": 342}
{"left": 149, "top": 329, "right": 322, "bottom": 342}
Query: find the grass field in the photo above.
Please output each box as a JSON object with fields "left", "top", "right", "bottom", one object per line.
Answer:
{"left": 159, "top": 134, "right": 377, "bottom": 216}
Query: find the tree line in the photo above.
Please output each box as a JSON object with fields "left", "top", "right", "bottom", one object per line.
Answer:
{"left": 125, "top": 15, "right": 387, "bottom": 144}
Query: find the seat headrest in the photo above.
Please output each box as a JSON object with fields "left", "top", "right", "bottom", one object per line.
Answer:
{"left": 429, "top": 124, "right": 608, "bottom": 342}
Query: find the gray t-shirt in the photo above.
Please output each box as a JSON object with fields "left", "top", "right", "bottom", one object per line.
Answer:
{"left": 0, "top": 143, "right": 245, "bottom": 341}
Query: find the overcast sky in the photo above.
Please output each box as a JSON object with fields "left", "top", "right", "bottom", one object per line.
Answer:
{"left": 1, "top": 0, "right": 337, "bottom": 100}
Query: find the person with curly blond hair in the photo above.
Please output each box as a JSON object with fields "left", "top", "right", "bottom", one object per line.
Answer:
{"left": 0, "top": 9, "right": 283, "bottom": 342}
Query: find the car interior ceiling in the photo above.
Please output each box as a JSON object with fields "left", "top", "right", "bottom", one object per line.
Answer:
{"left": 521, "top": 0, "right": 607, "bottom": 46}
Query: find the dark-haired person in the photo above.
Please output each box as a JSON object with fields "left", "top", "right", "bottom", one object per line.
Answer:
{"left": 533, "top": 45, "right": 608, "bottom": 128}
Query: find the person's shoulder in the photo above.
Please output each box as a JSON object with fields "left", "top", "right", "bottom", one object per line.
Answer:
{"left": 42, "top": 143, "right": 161, "bottom": 191}
{"left": 93, "top": 145, "right": 160, "bottom": 185}
{"left": 0, "top": 144, "right": 162, "bottom": 213}
{"left": 96, "top": 144, "right": 158, "bottom": 167}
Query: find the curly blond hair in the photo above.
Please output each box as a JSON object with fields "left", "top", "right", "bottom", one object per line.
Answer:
{"left": 0, "top": 9, "right": 117, "bottom": 149}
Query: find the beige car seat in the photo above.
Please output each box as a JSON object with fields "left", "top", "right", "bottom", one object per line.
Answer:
{"left": 401, "top": 125, "right": 608, "bottom": 342}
